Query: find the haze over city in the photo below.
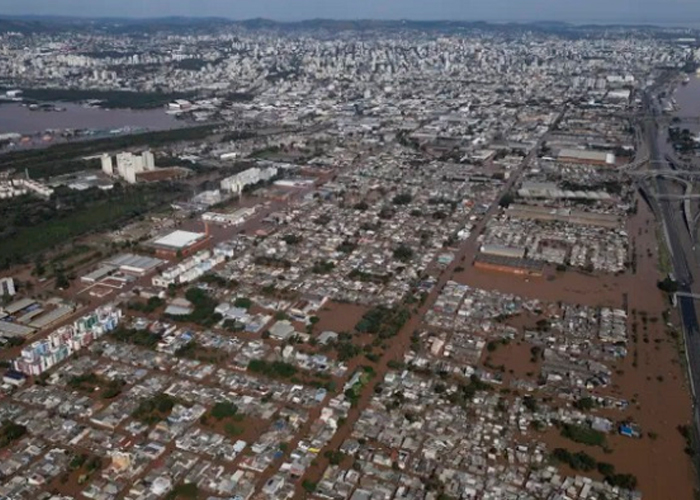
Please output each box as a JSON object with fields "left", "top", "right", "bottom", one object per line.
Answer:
{"left": 1, "top": 0, "right": 700, "bottom": 24}
{"left": 1, "top": 5, "right": 700, "bottom": 500}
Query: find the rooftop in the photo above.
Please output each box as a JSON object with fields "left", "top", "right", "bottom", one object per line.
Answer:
{"left": 152, "top": 230, "right": 207, "bottom": 250}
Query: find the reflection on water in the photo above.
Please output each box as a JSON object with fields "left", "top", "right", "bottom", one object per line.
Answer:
{"left": 0, "top": 102, "right": 179, "bottom": 135}
{"left": 673, "top": 75, "right": 700, "bottom": 118}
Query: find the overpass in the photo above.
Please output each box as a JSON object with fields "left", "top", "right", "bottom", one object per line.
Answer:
{"left": 630, "top": 169, "right": 700, "bottom": 180}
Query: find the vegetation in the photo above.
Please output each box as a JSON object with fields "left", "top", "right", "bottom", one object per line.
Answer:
{"left": 393, "top": 244, "right": 414, "bottom": 262}
{"left": 211, "top": 401, "right": 238, "bottom": 420}
{"left": 0, "top": 184, "right": 185, "bottom": 268}
{"left": 101, "top": 379, "right": 126, "bottom": 399}
{"left": 282, "top": 234, "right": 303, "bottom": 245}
{"left": 333, "top": 341, "right": 362, "bottom": 361}
{"left": 127, "top": 296, "right": 165, "bottom": 314}
{"left": 67, "top": 372, "right": 101, "bottom": 392}
{"left": 657, "top": 276, "right": 679, "bottom": 295}
{"left": 551, "top": 448, "right": 597, "bottom": 471}
{"left": 248, "top": 359, "right": 298, "bottom": 379}
{"left": 324, "top": 450, "right": 347, "bottom": 465}
{"left": 312, "top": 260, "right": 336, "bottom": 274}
{"left": 353, "top": 201, "right": 369, "bottom": 211}
{"left": 560, "top": 423, "right": 606, "bottom": 447}
{"left": 552, "top": 448, "right": 637, "bottom": 490}
{"left": 168, "top": 482, "right": 199, "bottom": 500}
{"left": 131, "top": 393, "right": 179, "bottom": 425}
{"left": 573, "top": 397, "right": 596, "bottom": 411}
{"left": 302, "top": 480, "right": 317, "bottom": 493}
{"left": 0, "top": 420, "right": 27, "bottom": 448}
{"left": 336, "top": 240, "right": 358, "bottom": 254}
{"left": 355, "top": 305, "right": 411, "bottom": 339}
{"left": 445, "top": 375, "right": 492, "bottom": 407}
{"left": 392, "top": 193, "right": 413, "bottom": 205}
{"left": 0, "top": 124, "right": 218, "bottom": 176}
{"left": 111, "top": 326, "right": 161, "bottom": 349}
{"left": 233, "top": 297, "right": 252, "bottom": 309}
{"left": 498, "top": 192, "right": 515, "bottom": 208}
{"left": 198, "top": 273, "right": 231, "bottom": 288}
{"left": 167, "top": 288, "right": 222, "bottom": 327}
{"left": 348, "top": 268, "right": 391, "bottom": 284}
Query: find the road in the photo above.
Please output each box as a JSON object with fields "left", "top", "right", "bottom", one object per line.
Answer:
{"left": 296, "top": 105, "right": 566, "bottom": 494}
{"left": 641, "top": 81, "right": 700, "bottom": 470}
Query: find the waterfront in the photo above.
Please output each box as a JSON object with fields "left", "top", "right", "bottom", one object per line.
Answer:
{"left": 674, "top": 74, "right": 700, "bottom": 119}
{"left": 0, "top": 102, "right": 180, "bottom": 135}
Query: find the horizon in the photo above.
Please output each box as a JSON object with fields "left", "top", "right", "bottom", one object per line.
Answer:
{"left": 1, "top": 13, "right": 700, "bottom": 29}
{"left": 1, "top": 0, "right": 700, "bottom": 27}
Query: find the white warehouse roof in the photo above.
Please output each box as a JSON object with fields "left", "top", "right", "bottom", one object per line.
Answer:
{"left": 152, "top": 230, "right": 206, "bottom": 249}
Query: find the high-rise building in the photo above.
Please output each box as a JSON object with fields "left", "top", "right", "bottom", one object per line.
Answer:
{"left": 101, "top": 153, "right": 113, "bottom": 175}
{"left": 142, "top": 151, "right": 156, "bottom": 170}
{"left": 0, "top": 277, "right": 16, "bottom": 297}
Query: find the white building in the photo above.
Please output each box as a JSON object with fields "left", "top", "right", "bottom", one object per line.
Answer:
{"left": 0, "top": 277, "right": 16, "bottom": 297}
{"left": 220, "top": 166, "right": 278, "bottom": 195}
{"left": 142, "top": 151, "right": 156, "bottom": 170}
{"left": 101, "top": 153, "right": 113, "bottom": 175}
{"left": 101, "top": 150, "right": 156, "bottom": 184}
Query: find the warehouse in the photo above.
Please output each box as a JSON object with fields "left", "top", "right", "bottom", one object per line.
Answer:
{"left": 557, "top": 149, "right": 616, "bottom": 167}
{"left": 474, "top": 253, "right": 545, "bottom": 276}
{"left": 106, "top": 253, "right": 164, "bottom": 276}
{"left": 506, "top": 204, "right": 621, "bottom": 229}
{"left": 149, "top": 230, "right": 210, "bottom": 259}
{"left": 479, "top": 244, "right": 526, "bottom": 260}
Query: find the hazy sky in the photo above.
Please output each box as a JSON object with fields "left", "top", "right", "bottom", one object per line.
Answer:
{"left": 0, "top": 0, "right": 699, "bottom": 24}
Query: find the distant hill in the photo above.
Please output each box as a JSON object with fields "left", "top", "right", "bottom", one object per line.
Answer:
{"left": 0, "top": 16, "right": 692, "bottom": 36}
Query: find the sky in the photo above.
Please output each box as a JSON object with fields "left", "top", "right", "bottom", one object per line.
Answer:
{"left": 0, "top": 0, "right": 699, "bottom": 25}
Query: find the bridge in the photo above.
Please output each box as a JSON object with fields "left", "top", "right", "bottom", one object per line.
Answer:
{"left": 656, "top": 194, "right": 700, "bottom": 200}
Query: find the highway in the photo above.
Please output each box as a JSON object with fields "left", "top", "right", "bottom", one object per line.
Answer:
{"left": 641, "top": 85, "right": 700, "bottom": 463}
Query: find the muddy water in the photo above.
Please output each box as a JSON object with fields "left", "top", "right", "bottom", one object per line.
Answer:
{"left": 453, "top": 195, "right": 695, "bottom": 499}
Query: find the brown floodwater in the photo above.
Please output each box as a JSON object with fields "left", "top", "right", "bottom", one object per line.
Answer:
{"left": 454, "top": 195, "right": 696, "bottom": 499}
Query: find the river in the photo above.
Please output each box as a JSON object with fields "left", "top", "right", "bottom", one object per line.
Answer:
{"left": 673, "top": 74, "right": 700, "bottom": 119}
{"left": 0, "top": 102, "right": 180, "bottom": 135}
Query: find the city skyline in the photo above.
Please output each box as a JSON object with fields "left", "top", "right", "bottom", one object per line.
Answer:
{"left": 1, "top": 0, "right": 700, "bottom": 25}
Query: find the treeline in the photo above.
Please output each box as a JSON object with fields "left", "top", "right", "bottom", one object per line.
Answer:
{"left": 0, "top": 183, "right": 185, "bottom": 268}
{"left": 0, "top": 124, "right": 220, "bottom": 178}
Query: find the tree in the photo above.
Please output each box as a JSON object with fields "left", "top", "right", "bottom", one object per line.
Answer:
{"left": 393, "top": 245, "right": 414, "bottom": 263}
{"left": 55, "top": 271, "right": 70, "bottom": 290}
{"left": 499, "top": 192, "right": 515, "bottom": 208}
{"left": 392, "top": 193, "right": 412, "bottom": 205}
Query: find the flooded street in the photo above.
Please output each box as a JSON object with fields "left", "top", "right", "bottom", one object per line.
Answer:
{"left": 452, "top": 193, "right": 696, "bottom": 499}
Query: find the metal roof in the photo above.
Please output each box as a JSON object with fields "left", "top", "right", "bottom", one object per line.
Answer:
{"left": 152, "top": 230, "right": 206, "bottom": 249}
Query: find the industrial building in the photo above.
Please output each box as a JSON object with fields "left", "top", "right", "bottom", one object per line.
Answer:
{"left": 556, "top": 148, "right": 616, "bottom": 167}
{"left": 517, "top": 181, "right": 613, "bottom": 201}
{"left": 149, "top": 230, "right": 210, "bottom": 259}
{"left": 202, "top": 207, "right": 256, "bottom": 226}
{"left": 474, "top": 253, "right": 545, "bottom": 276}
{"left": 479, "top": 244, "right": 526, "bottom": 260}
{"left": 506, "top": 204, "right": 621, "bottom": 229}
{"left": 81, "top": 253, "right": 164, "bottom": 284}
